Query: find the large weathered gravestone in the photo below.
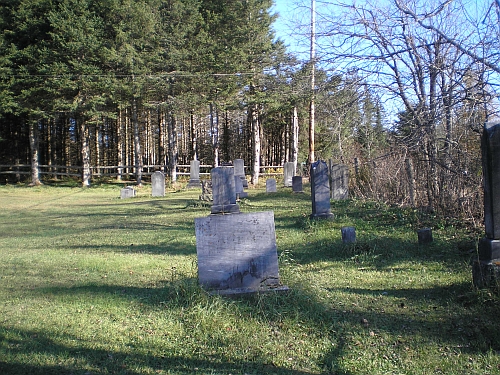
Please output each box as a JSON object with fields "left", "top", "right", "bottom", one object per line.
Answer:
{"left": 473, "top": 122, "right": 500, "bottom": 289}
{"left": 283, "top": 162, "right": 294, "bottom": 187}
{"left": 195, "top": 211, "right": 286, "bottom": 294}
{"left": 310, "top": 160, "right": 334, "bottom": 220}
{"left": 330, "top": 163, "right": 349, "bottom": 200}
{"left": 292, "top": 176, "right": 303, "bottom": 193}
{"left": 187, "top": 160, "right": 201, "bottom": 189}
{"left": 235, "top": 175, "right": 248, "bottom": 199}
{"left": 233, "top": 159, "right": 248, "bottom": 188}
{"left": 210, "top": 166, "right": 240, "bottom": 214}
{"left": 120, "top": 186, "right": 136, "bottom": 199}
{"left": 266, "top": 178, "right": 277, "bottom": 193}
{"left": 151, "top": 171, "right": 165, "bottom": 197}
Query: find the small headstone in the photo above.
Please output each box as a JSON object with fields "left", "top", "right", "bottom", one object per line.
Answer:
{"left": 310, "top": 160, "right": 334, "bottom": 220}
{"left": 210, "top": 166, "right": 240, "bottom": 214}
{"left": 187, "top": 160, "right": 201, "bottom": 189}
{"left": 195, "top": 211, "right": 286, "bottom": 294}
{"left": 292, "top": 176, "right": 303, "bottom": 193}
{"left": 283, "top": 162, "right": 294, "bottom": 187}
{"left": 330, "top": 163, "right": 349, "bottom": 200}
{"left": 417, "top": 228, "right": 433, "bottom": 244}
{"left": 266, "top": 178, "right": 277, "bottom": 193}
{"left": 235, "top": 175, "right": 248, "bottom": 199}
{"left": 342, "top": 227, "right": 356, "bottom": 243}
{"left": 151, "top": 171, "right": 165, "bottom": 197}
{"left": 120, "top": 186, "right": 136, "bottom": 199}
{"left": 233, "top": 159, "right": 248, "bottom": 188}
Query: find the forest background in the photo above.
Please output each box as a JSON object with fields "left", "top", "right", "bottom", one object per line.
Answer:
{"left": 0, "top": 0, "right": 499, "bottom": 221}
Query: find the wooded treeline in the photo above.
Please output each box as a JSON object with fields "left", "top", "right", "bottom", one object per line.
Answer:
{"left": 0, "top": 0, "right": 498, "bottom": 219}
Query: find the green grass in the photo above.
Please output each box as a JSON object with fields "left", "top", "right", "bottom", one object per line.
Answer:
{"left": 0, "top": 182, "right": 499, "bottom": 374}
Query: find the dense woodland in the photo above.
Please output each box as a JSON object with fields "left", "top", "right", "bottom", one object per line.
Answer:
{"left": 0, "top": 0, "right": 499, "bottom": 219}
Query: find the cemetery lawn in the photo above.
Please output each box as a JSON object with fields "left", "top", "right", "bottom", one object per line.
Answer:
{"left": 0, "top": 182, "right": 499, "bottom": 375}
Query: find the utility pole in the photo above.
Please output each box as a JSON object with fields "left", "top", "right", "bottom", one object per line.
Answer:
{"left": 308, "top": 0, "right": 316, "bottom": 165}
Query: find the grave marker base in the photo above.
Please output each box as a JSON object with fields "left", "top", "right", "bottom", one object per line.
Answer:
{"left": 210, "top": 204, "right": 240, "bottom": 214}
{"left": 478, "top": 237, "right": 500, "bottom": 260}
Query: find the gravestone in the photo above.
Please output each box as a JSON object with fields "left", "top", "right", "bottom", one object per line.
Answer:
{"left": 330, "top": 163, "right": 349, "bottom": 200}
{"left": 233, "top": 159, "right": 248, "bottom": 188}
{"left": 151, "top": 171, "right": 165, "bottom": 197}
{"left": 199, "top": 180, "right": 212, "bottom": 202}
{"left": 417, "top": 228, "right": 433, "bottom": 244}
{"left": 342, "top": 227, "right": 356, "bottom": 243}
{"left": 310, "top": 160, "right": 334, "bottom": 220}
{"left": 187, "top": 160, "right": 201, "bottom": 189}
{"left": 266, "top": 178, "right": 277, "bottom": 193}
{"left": 292, "top": 176, "right": 303, "bottom": 193}
{"left": 473, "top": 122, "right": 500, "bottom": 289}
{"left": 120, "top": 186, "right": 136, "bottom": 199}
{"left": 235, "top": 175, "right": 248, "bottom": 199}
{"left": 210, "top": 166, "right": 240, "bottom": 214}
{"left": 283, "top": 162, "right": 294, "bottom": 187}
{"left": 195, "top": 211, "right": 287, "bottom": 294}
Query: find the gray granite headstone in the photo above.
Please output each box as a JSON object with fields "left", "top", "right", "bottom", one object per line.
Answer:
{"left": 187, "top": 160, "right": 201, "bottom": 189}
{"left": 310, "top": 160, "right": 334, "bottom": 220}
{"left": 283, "top": 162, "right": 294, "bottom": 187}
{"left": 330, "top": 163, "right": 349, "bottom": 200}
{"left": 211, "top": 166, "right": 240, "bottom": 214}
{"left": 292, "top": 176, "right": 303, "bottom": 193}
{"left": 120, "top": 186, "right": 136, "bottom": 199}
{"left": 266, "top": 178, "right": 277, "bottom": 193}
{"left": 235, "top": 175, "right": 248, "bottom": 199}
{"left": 233, "top": 159, "right": 248, "bottom": 188}
{"left": 342, "top": 226, "right": 356, "bottom": 243}
{"left": 151, "top": 171, "right": 165, "bottom": 197}
{"left": 195, "top": 211, "right": 284, "bottom": 293}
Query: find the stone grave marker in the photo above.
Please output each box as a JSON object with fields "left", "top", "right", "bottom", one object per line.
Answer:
{"left": 151, "top": 171, "right": 165, "bottom": 197}
{"left": 266, "top": 178, "right": 277, "bottom": 193}
{"left": 417, "top": 228, "right": 433, "bottom": 244}
{"left": 283, "top": 162, "right": 294, "bottom": 187}
{"left": 235, "top": 175, "right": 248, "bottom": 199}
{"left": 342, "top": 227, "right": 356, "bottom": 243}
{"left": 187, "top": 160, "right": 201, "bottom": 189}
{"left": 233, "top": 159, "right": 248, "bottom": 188}
{"left": 199, "top": 180, "right": 212, "bottom": 202}
{"left": 292, "top": 176, "right": 303, "bottom": 193}
{"left": 120, "top": 186, "right": 136, "bottom": 199}
{"left": 473, "top": 122, "right": 500, "bottom": 289}
{"left": 210, "top": 166, "right": 240, "bottom": 214}
{"left": 310, "top": 160, "right": 334, "bottom": 220}
{"left": 195, "top": 211, "right": 287, "bottom": 294}
{"left": 330, "top": 163, "right": 349, "bottom": 200}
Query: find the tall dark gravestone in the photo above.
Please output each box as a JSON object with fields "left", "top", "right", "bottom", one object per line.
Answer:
{"left": 292, "top": 176, "right": 303, "bottom": 193}
{"left": 473, "top": 122, "right": 500, "bottom": 289}
{"left": 210, "top": 166, "right": 239, "bottom": 214}
{"left": 310, "top": 160, "right": 334, "bottom": 220}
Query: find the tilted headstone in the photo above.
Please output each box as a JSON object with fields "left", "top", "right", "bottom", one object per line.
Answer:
{"left": 187, "top": 160, "right": 201, "bottom": 189}
{"left": 120, "top": 186, "right": 136, "bottom": 199}
{"left": 235, "top": 175, "right": 248, "bottom": 199}
{"left": 195, "top": 211, "right": 286, "bottom": 294}
{"left": 330, "top": 163, "right": 349, "bottom": 200}
{"left": 292, "top": 176, "right": 303, "bottom": 193}
{"left": 233, "top": 159, "right": 248, "bottom": 188}
{"left": 474, "top": 122, "right": 500, "bottom": 289}
{"left": 283, "top": 162, "right": 294, "bottom": 187}
{"left": 151, "top": 171, "right": 165, "bottom": 197}
{"left": 310, "top": 160, "right": 334, "bottom": 220}
{"left": 210, "top": 166, "right": 240, "bottom": 214}
{"left": 266, "top": 178, "right": 277, "bottom": 193}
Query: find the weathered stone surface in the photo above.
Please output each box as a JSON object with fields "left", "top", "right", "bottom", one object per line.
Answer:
{"left": 266, "top": 178, "right": 277, "bottom": 193}
{"left": 330, "top": 163, "right": 349, "bottom": 200}
{"left": 235, "top": 175, "right": 248, "bottom": 199}
{"left": 482, "top": 122, "right": 500, "bottom": 239}
{"left": 310, "top": 160, "right": 334, "bottom": 220}
{"left": 187, "top": 160, "right": 201, "bottom": 189}
{"left": 199, "top": 180, "right": 212, "bottom": 202}
{"left": 292, "top": 176, "right": 303, "bottom": 193}
{"left": 233, "top": 159, "right": 248, "bottom": 188}
{"left": 120, "top": 186, "right": 136, "bottom": 199}
{"left": 151, "top": 171, "right": 165, "bottom": 197}
{"left": 195, "top": 211, "right": 281, "bottom": 292}
{"left": 478, "top": 238, "right": 500, "bottom": 261}
{"left": 341, "top": 226, "right": 356, "bottom": 243}
{"left": 210, "top": 166, "right": 239, "bottom": 214}
{"left": 417, "top": 228, "right": 433, "bottom": 245}
{"left": 283, "top": 162, "right": 294, "bottom": 187}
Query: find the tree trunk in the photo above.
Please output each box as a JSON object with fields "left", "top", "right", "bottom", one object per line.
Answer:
{"left": 250, "top": 104, "right": 260, "bottom": 185}
{"left": 80, "top": 118, "right": 91, "bottom": 187}
{"left": 291, "top": 106, "right": 299, "bottom": 175}
{"left": 131, "top": 97, "right": 143, "bottom": 186}
{"left": 28, "top": 120, "right": 42, "bottom": 186}
{"left": 167, "top": 111, "right": 178, "bottom": 182}
{"left": 190, "top": 111, "right": 197, "bottom": 160}
{"left": 210, "top": 103, "right": 219, "bottom": 166}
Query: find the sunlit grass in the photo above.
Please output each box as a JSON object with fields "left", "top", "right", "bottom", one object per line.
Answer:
{"left": 0, "top": 181, "right": 499, "bottom": 374}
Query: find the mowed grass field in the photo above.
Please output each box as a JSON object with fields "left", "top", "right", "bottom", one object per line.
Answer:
{"left": 0, "top": 181, "right": 499, "bottom": 375}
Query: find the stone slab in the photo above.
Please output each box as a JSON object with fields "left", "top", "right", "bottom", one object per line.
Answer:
{"left": 120, "top": 187, "right": 136, "bottom": 199}
{"left": 310, "top": 160, "right": 334, "bottom": 220}
{"left": 292, "top": 176, "right": 303, "bottom": 193}
{"left": 478, "top": 237, "right": 500, "bottom": 261}
{"left": 482, "top": 122, "right": 500, "bottom": 239}
{"left": 266, "top": 178, "right": 277, "bottom": 193}
{"left": 195, "top": 211, "right": 281, "bottom": 291}
{"left": 151, "top": 171, "right": 165, "bottom": 197}
{"left": 283, "top": 162, "right": 294, "bottom": 187}
{"left": 330, "top": 163, "right": 349, "bottom": 200}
